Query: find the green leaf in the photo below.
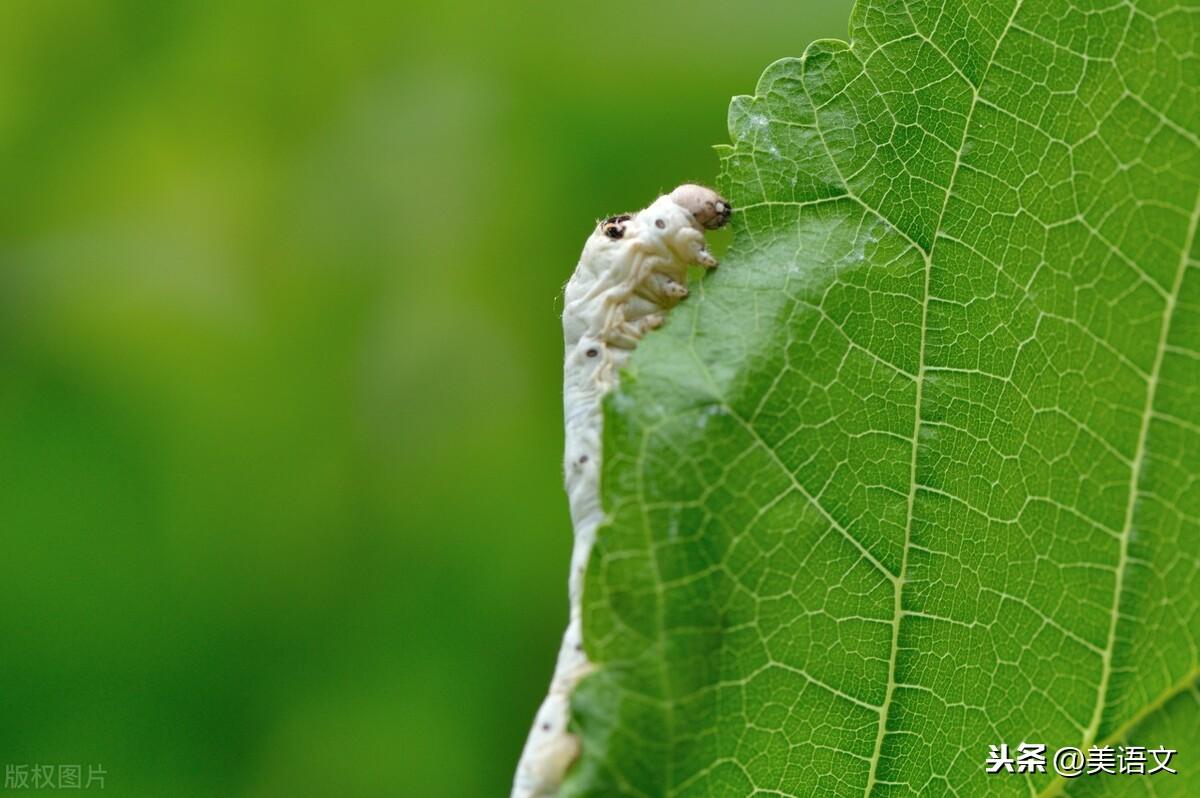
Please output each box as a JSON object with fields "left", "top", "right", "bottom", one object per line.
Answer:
{"left": 564, "top": 1, "right": 1200, "bottom": 795}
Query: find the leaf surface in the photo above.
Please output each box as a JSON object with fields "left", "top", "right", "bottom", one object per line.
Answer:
{"left": 565, "top": 1, "right": 1200, "bottom": 795}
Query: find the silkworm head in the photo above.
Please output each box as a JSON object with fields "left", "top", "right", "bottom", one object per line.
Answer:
{"left": 669, "top": 184, "right": 732, "bottom": 229}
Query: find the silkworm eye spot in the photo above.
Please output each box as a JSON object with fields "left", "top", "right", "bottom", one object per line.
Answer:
{"left": 601, "top": 213, "right": 630, "bottom": 240}
{"left": 585, "top": 348, "right": 598, "bottom": 358}
{"left": 655, "top": 218, "right": 666, "bottom": 229}
{"left": 541, "top": 723, "right": 552, "bottom": 732}
{"left": 578, "top": 455, "right": 588, "bottom": 464}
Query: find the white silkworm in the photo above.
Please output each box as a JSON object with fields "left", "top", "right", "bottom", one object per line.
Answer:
{"left": 512, "top": 184, "right": 731, "bottom": 798}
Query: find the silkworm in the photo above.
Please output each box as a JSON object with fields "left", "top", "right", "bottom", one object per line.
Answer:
{"left": 512, "top": 184, "right": 732, "bottom": 798}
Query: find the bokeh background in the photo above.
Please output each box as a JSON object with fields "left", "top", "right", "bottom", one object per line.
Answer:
{"left": 0, "top": 2, "right": 852, "bottom": 795}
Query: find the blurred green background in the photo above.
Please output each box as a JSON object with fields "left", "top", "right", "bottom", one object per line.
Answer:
{"left": 0, "top": 2, "right": 852, "bottom": 795}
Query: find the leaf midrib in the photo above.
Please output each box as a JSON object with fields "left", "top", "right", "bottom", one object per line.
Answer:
{"left": 861, "top": 1, "right": 1027, "bottom": 793}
